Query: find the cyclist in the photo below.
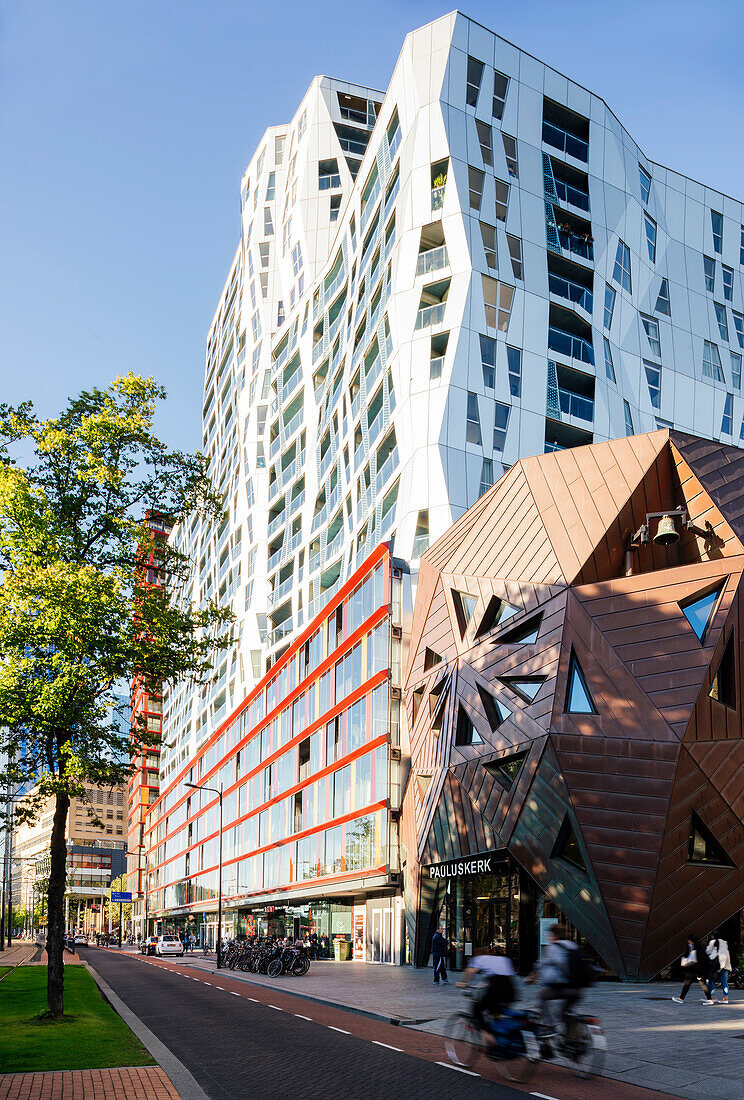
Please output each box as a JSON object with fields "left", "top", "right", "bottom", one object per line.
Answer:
{"left": 456, "top": 941, "right": 517, "bottom": 1052}
{"left": 526, "top": 924, "right": 584, "bottom": 1049}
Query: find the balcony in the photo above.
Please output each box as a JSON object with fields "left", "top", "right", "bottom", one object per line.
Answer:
{"left": 558, "top": 388, "right": 594, "bottom": 423}
{"left": 554, "top": 177, "right": 590, "bottom": 212}
{"left": 548, "top": 326, "right": 595, "bottom": 366}
{"left": 360, "top": 178, "right": 381, "bottom": 233}
{"left": 558, "top": 229, "right": 593, "bottom": 261}
{"left": 416, "top": 245, "right": 449, "bottom": 277}
{"left": 415, "top": 302, "right": 446, "bottom": 330}
{"left": 431, "top": 186, "right": 445, "bottom": 212}
{"left": 319, "top": 173, "right": 341, "bottom": 190}
{"left": 542, "top": 119, "right": 588, "bottom": 162}
{"left": 548, "top": 273, "right": 593, "bottom": 314}
{"left": 267, "top": 509, "right": 286, "bottom": 538}
{"left": 318, "top": 443, "right": 338, "bottom": 483}
{"left": 267, "top": 574, "right": 294, "bottom": 608}
{"left": 374, "top": 447, "right": 398, "bottom": 495}
{"left": 387, "top": 125, "right": 401, "bottom": 163}
{"left": 268, "top": 620, "right": 294, "bottom": 649}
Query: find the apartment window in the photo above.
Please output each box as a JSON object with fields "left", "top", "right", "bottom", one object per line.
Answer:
{"left": 642, "top": 315, "right": 661, "bottom": 358}
{"left": 704, "top": 255, "right": 715, "bottom": 293}
{"left": 493, "top": 402, "right": 510, "bottom": 452}
{"left": 495, "top": 179, "right": 509, "bottom": 222}
{"left": 276, "top": 300, "right": 285, "bottom": 327}
{"left": 733, "top": 311, "right": 744, "bottom": 349}
{"left": 468, "top": 167, "right": 484, "bottom": 211}
{"left": 644, "top": 361, "right": 661, "bottom": 408}
{"left": 507, "top": 346, "right": 522, "bottom": 397}
{"left": 492, "top": 71, "right": 509, "bottom": 118}
{"left": 502, "top": 133, "right": 518, "bottom": 178}
{"left": 507, "top": 234, "right": 523, "bottom": 279}
{"left": 655, "top": 278, "right": 671, "bottom": 316}
{"left": 297, "top": 110, "right": 307, "bottom": 142}
{"left": 466, "top": 56, "right": 484, "bottom": 107}
{"left": 479, "top": 459, "right": 494, "bottom": 496}
{"left": 644, "top": 215, "right": 657, "bottom": 263}
{"left": 613, "top": 239, "right": 632, "bottom": 293}
{"left": 731, "top": 351, "right": 742, "bottom": 390}
{"left": 275, "top": 135, "right": 285, "bottom": 164}
{"left": 290, "top": 242, "right": 303, "bottom": 278}
{"left": 711, "top": 210, "right": 723, "bottom": 254}
{"left": 715, "top": 302, "right": 729, "bottom": 342}
{"left": 265, "top": 172, "right": 276, "bottom": 201}
{"left": 623, "top": 400, "right": 634, "bottom": 436}
{"left": 476, "top": 120, "right": 493, "bottom": 166}
{"left": 412, "top": 509, "right": 429, "bottom": 558}
{"left": 466, "top": 392, "right": 482, "bottom": 444}
{"left": 263, "top": 207, "right": 274, "bottom": 236}
{"left": 603, "top": 337, "right": 616, "bottom": 382}
{"left": 480, "top": 222, "right": 497, "bottom": 269}
{"left": 482, "top": 275, "right": 498, "bottom": 328}
{"left": 318, "top": 159, "right": 341, "bottom": 190}
{"left": 603, "top": 283, "right": 616, "bottom": 329}
{"left": 638, "top": 164, "right": 651, "bottom": 204}
{"left": 723, "top": 265, "right": 734, "bottom": 301}
{"left": 330, "top": 194, "right": 341, "bottom": 222}
{"left": 480, "top": 334, "right": 496, "bottom": 388}
{"left": 251, "top": 311, "right": 261, "bottom": 341}
{"left": 259, "top": 241, "right": 270, "bottom": 268}
{"left": 721, "top": 393, "right": 734, "bottom": 435}
{"left": 702, "top": 340, "right": 724, "bottom": 381}
{"left": 259, "top": 271, "right": 268, "bottom": 297}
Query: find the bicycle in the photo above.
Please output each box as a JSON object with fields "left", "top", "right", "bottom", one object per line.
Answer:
{"left": 444, "top": 990, "right": 540, "bottom": 1083}
{"left": 540, "top": 1008, "right": 605, "bottom": 1079}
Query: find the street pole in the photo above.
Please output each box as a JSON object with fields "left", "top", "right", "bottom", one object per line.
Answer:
{"left": 118, "top": 901, "right": 122, "bottom": 948}
{"left": 185, "top": 781, "right": 224, "bottom": 969}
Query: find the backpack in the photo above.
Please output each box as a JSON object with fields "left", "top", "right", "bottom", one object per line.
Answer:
{"left": 564, "top": 941, "right": 596, "bottom": 988}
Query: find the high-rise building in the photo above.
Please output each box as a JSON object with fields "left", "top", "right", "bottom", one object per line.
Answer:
{"left": 151, "top": 13, "right": 744, "bottom": 958}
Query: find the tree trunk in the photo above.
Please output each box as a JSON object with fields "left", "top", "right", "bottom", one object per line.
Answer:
{"left": 46, "top": 791, "right": 70, "bottom": 1017}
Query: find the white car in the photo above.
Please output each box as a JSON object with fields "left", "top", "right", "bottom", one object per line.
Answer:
{"left": 156, "top": 935, "right": 185, "bottom": 957}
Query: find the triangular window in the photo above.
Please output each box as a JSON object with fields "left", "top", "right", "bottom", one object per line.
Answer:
{"left": 475, "top": 595, "right": 519, "bottom": 638}
{"left": 412, "top": 687, "right": 424, "bottom": 724}
{"left": 499, "top": 614, "right": 542, "bottom": 645}
{"left": 455, "top": 704, "right": 483, "bottom": 746}
{"left": 424, "top": 647, "right": 442, "bottom": 671}
{"left": 417, "top": 773, "right": 432, "bottom": 798}
{"left": 687, "top": 811, "right": 735, "bottom": 866}
{"left": 484, "top": 750, "right": 527, "bottom": 789}
{"left": 710, "top": 635, "right": 736, "bottom": 710}
{"left": 452, "top": 589, "right": 478, "bottom": 637}
{"left": 551, "top": 816, "right": 586, "bottom": 871}
{"left": 429, "top": 678, "right": 449, "bottom": 734}
{"left": 499, "top": 677, "right": 545, "bottom": 703}
{"left": 565, "top": 651, "right": 597, "bottom": 715}
{"left": 477, "top": 683, "right": 510, "bottom": 731}
{"left": 681, "top": 583, "right": 724, "bottom": 643}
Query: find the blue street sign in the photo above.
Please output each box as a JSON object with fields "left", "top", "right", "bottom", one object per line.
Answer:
{"left": 111, "top": 891, "right": 132, "bottom": 903}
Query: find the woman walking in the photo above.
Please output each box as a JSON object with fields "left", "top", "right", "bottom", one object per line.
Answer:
{"left": 672, "top": 934, "right": 714, "bottom": 1004}
{"left": 706, "top": 931, "right": 732, "bottom": 1004}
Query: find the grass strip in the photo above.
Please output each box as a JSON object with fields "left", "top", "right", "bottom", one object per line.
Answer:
{"left": 0, "top": 965, "right": 155, "bottom": 1072}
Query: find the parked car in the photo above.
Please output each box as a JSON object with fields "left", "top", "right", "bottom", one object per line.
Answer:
{"left": 74, "top": 933, "right": 88, "bottom": 946}
{"left": 156, "top": 935, "right": 185, "bottom": 957}
{"left": 140, "top": 935, "right": 159, "bottom": 956}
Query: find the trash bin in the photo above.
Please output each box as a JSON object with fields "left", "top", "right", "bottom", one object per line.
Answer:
{"left": 334, "top": 938, "right": 351, "bottom": 961}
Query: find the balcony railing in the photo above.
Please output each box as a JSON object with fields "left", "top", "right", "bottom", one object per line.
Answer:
{"left": 431, "top": 185, "right": 445, "bottom": 212}
{"left": 416, "top": 245, "right": 449, "bottom": 277}
{"left": 548, "top": 273, "right": 593, "bottom": 313}
{"left": 542, "top": 120, "right": 588, "bottom": 162}
{"left": 548, "top": 326, "right": 595, "bottom": 365}
{"left": 415, "top": 302, "right": 446, "bottom": 330}
{"left": 558, "top": 230, "right": 594, "bottom": 261}
{"left": 360, "top": 178, "right": 381, "bottom": 232}
{"left": 554, "top": 177, "right": 590, "bottom": 211}
{"left": 387, "top": 126, "right": 401, "bottom": 163}
{"left": 558, "top": 388, "right": 595, "bottom": 422}
{"left": 319, "top": 173, "right": 341, "bottom": 190}
{"left": 318, "top": 443, "right": 337, "bottom": 482}
{"left": 268, "top": 620, "right": 294, "bottom": 649}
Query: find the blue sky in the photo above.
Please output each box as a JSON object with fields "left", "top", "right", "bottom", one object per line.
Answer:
{"left": 2, "top": 0, "right": 743, "bottom": 452}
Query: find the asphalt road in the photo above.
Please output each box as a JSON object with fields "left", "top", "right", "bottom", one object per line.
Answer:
{"left": 86, "top": 947, "right": 523, "bottom": 1100}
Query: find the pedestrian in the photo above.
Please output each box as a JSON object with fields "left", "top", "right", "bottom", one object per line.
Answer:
{"left": 309, "top": 931, "right": 318, "bottom": 960}
{"left": 672, "top": 934, "right": 714, "bottom": 1004}
{"left": 706, "top": 931, "right": 732, "bottom": 1004}
{"left": 188, "top": 932, "right": 196, "bottom": 953}
{"left": 432, "top": 925, "right": 449, "bottom": 985}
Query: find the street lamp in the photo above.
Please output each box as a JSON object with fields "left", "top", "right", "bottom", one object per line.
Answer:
{"left": 184, "top": 781, "right": 223, "bottom": 969}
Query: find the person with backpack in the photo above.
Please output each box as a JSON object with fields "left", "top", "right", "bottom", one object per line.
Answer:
{"left": 526, "top": 924, "right": 593, "bottom": 1043}
{"left": 706, "top": 931, "right": 732, "bottom": 1004}
{"left": 672, "top": 934, "right": 714, "bottom": 1004}
{"left": 431, "top": 926, "right": 449, "bottom": 985}
{"left": 457, "top": 941, "right": 517, "bottom": 1051}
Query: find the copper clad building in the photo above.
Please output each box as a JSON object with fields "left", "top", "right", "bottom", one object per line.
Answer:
{"left": 403, "top": 430, "right": 744, "bottom": 979}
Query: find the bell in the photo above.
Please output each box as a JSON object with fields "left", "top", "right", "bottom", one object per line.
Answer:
{"left": 653, "top": 514, "right": 680, "bottom": 547}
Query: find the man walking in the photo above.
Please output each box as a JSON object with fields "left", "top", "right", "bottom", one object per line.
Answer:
{"left": 432, "top": 925, "right": 449, "bottom": 985}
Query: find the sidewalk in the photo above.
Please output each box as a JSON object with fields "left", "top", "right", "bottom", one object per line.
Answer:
{"left": 0, "top": 944, "right": 38, "bottom": 970}
{"left": 0, "top": 1067, "right": 179, "bottom": 1100}
{"left": 145, "top": 950, "right": 744, "bottom": 1100}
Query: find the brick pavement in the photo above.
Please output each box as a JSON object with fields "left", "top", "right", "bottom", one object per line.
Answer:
{"left": 0, "top": 1068, "right": 179, "bottom": 1100}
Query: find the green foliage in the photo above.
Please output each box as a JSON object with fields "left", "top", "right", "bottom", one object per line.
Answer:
{"left": 0, "top": 965, "right": 154, "bottom": 1071}
{"left": 0, "top": 375, "right": 233, "bottom": 813}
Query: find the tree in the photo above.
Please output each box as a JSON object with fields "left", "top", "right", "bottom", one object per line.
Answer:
{"left": 0, "top": 376, "right": 232, "bottom": 1016}
{"left": 106, "top": 874, "right": 132, "bottom": 927}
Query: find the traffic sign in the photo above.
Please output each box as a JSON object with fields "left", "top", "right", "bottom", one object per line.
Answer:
{"left": 111, "top": 891, "right": 132, "bottom": 903}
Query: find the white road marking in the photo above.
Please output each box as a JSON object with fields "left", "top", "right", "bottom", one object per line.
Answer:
{"left": 530, "top": 1093, "right": 560, "bottom": 1100}
{"left": 246, "top": 997, "right": 258, "bottom": 1002}
{"left": 435, "top": 1061, "right": 479, "bottom": 1077}
{"left": 268, "top": 1005, "right": 283, "bottom": 1011}
{"left": 294, "top": 1014, "right": 313, "bottom": 1021}
{"left": 372, "top": 1041, "right": 403, "bottom": 1052}
{"left": 215, "top": 986, "right": 225, "bottom": 990}
{"left": 328, "top": 1026, "right": 351, "bottom": 1034}
{"left": 229, "top": 991, "right": 240, "bottom": 996}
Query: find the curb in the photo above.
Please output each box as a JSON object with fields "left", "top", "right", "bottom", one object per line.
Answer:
{"left": 86, "top": 963, "right": 210, "bottom": 1100}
